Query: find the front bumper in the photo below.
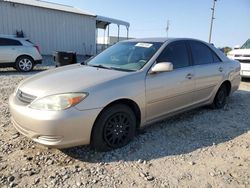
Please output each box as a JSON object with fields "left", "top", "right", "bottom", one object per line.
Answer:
{"left": 240, "top": 62, "right": 250, "bottom": 78}
{"left": 9, "top": 94, "right": 102, "bottom": 148}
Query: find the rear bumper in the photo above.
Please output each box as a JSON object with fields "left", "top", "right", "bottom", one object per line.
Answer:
{"left": 9, "top": 93, "right": 102, "bottom": 148}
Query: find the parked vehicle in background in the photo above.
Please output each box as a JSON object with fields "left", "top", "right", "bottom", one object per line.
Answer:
{"left": 0, "top": 35, "right": 42, "bottom": 72}
{"left": 9, "top": 38, "right": 241, "bottom": 151}
{"left": 227, "top": 39, "right": 250, "bottom": 78}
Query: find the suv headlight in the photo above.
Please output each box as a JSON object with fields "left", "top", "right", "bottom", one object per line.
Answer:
{"left": 29, "top": 93, "right": 88, "bottom": 111}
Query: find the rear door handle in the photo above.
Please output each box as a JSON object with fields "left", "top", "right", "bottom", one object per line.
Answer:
{"left": 186, "top": 73, "right": 193, "bottom": 79}
{"left": 218, "top": 67, "right": 223, "bottom": 72}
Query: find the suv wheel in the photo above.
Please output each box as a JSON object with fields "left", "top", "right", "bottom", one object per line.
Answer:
{"left": 91, "top": 104, "right": 136, "bottom": 152}
{"left": 16, "top": 56, "right": 34, "bottom": 72}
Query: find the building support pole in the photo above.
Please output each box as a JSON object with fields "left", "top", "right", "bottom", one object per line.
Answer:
{"left": 126, "top": 26, "right": 129, "bottom": 39}
{"left": 103, "top": 28, "right": 106, "bottom": 50}
{"left": 95, "top": 28, "right": 98, "bottom": 55}
{"left": 107, "top": 24, "right": 110, "bottom": 47}
{"left": 117, "top": 25, "right": 120, "bottom": 42}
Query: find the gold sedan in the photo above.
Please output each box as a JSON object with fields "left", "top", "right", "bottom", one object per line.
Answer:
{"left": 9, "top": 38, "right": 241, "bottom": 151}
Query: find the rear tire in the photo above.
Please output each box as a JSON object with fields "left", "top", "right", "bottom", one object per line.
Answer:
{"left": 16, "top": 56, "right": 34, "bottom": 72}
{"left": 212, "top": 85, "right": 228, "bottom": 109}
{"left": 91, "top": 104, "right": 136, "bottom": 152}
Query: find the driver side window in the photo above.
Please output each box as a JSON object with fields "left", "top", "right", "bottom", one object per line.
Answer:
{"left": 157, "top": 41, "right": 190, "bottom": 69}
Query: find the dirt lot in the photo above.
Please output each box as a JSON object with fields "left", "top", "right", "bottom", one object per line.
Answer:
{"left": 0, "top": 68, "right": 250, "bottom": 188}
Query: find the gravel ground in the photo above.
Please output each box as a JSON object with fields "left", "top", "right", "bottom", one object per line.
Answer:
{"left": 0, "top": 67, "right": 250, "bottom": 188}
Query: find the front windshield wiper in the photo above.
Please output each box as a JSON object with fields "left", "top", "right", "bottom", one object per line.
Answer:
{"left": 108, "top": 66, "right": 136, "bottom": 72}
{"left": 87, "top": 64, "right": 111, "bottom": 70}
{"left": 86, "top": 64, "right": 135, "bottom": 72}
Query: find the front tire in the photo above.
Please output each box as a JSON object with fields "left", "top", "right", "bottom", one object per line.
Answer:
{"left": 212, "top": 85, "right": 228, "bottom": 109}
{"left": 16, "top": 56, "right": 34, "bottom": 72}
{"left": 91, "top": 104, "right": 136, "bottom": 152}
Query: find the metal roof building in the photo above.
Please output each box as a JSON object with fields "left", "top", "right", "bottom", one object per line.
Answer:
{"left": 0, "top": 0, "right": 130, "bottom": 55}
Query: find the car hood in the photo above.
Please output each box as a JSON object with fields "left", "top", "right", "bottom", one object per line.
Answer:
{"left": 228, "top": 49, "right": 250, "bottom": 55}
{"left": 18, "top": 64, "right": 130, "bottom": 98}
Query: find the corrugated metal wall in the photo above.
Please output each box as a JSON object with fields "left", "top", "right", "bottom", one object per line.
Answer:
{"left": 0, "top": 2, "right": 96, "bottom": 55}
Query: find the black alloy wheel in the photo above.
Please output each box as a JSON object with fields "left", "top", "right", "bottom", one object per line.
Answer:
{"left": 103, "top": 112, "right": 132, "bottom": 148}
{"left": 91, "top": 104, "right": 136, "bottom": 151}
{"left": 212, "top": 85, "right": 228, "bottom": 109}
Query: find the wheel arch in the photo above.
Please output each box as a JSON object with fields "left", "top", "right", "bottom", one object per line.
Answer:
{"left": 15, "top": 54, "right": 35, "bottom": 63}
{"left": 90, "top": 98, "right": 141, "bottom": 143}
{"left": 220, "top": 80, "right": 232, "bottom": 96}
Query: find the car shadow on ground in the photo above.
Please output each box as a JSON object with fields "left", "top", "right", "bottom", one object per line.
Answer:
{"left": 61, "top": 90, "right": 250, "bottom": 163}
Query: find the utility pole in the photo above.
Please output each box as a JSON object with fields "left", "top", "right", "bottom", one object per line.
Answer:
{"left": 208, "top": 0, "right": 217, "bottom": 43}
{"left": 166, "top": 20, "right": 170, "bottom": 38}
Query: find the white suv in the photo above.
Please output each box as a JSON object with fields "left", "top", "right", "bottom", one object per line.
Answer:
{"left": 227, "top": 39, "right": 250, "bottom": 78}
{"left": 0, "top": 35, "right": 42, "bottom": 72}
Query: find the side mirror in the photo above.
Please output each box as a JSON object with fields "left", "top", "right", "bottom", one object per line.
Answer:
{"left": 150, "top": 62, "right": 173, "bottom": 74}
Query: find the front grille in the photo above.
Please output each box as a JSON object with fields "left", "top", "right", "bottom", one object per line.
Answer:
{"left": 235, "top": 54, "right": 250, "bottom": 57}
{"left": 16, "top": 89, "right": 36, "bottom": 104}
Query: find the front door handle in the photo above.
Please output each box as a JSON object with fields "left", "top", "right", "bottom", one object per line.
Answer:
{"left": 218, "top": 67, "right": 223, "bottom": 72}
{"left": 186, "top": 73, "right": 193, "bottom": 79}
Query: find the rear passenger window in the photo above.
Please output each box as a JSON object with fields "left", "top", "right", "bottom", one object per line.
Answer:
{"left": 189, "top": 41, "right": 214, "bottom": 65}
{"left": 0, "top": 38, "right": 22, "bottom": 46}
{"left": 157, "top": 41, "right": 189, "bottom": 69}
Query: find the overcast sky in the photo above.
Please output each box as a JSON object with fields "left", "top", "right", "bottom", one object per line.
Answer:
{"left": 48, "top": 0, "right": 250, "bottom": 47}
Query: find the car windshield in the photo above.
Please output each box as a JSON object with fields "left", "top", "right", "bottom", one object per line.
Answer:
{"left": 241, "top": 39, "right": 250, "bottom": 49}
{"left": 87, "top": 42, "right": 162, "bottom": 71}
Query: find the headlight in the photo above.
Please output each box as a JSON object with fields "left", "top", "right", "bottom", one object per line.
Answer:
{"left": 14, "top": 80, "right": 25, "bottom": 95}
{"left": 29, "top": 93, "right": 88, "bottom": 111}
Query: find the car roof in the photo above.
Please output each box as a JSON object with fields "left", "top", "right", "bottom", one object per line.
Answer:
{"left": 124, "top": 37, "right": 209, "bottom": 44}
{"left": 126, "top": 37, "right": 170, "bottom": 43}
{"left": 0, "top": 35, "right": 28, "bottom": 40}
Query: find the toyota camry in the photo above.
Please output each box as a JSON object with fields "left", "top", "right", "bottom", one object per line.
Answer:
{"left": 9, "top": 38, "right": 241, "bottom": 151}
